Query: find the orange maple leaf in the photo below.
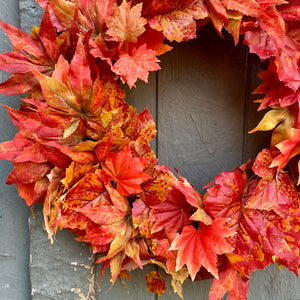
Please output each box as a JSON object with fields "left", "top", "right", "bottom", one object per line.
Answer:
{"left": 105, "top": 0, "right": 147, "bottom": 43}
{"left": 112, "top": 44, "right": 161, "bottom": 88}
{"left": 170, "top": 219, "right": 235, "bottom": 280}
{"left": 101, "top": 144, "right": 152, "bottom": 195}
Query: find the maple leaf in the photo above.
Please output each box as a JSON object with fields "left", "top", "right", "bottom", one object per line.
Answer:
{"left": 148, "top": 0, "right": 209, "bottom": 42}
{"left": 249, "top": 107, "right": 293, "bottom": 133}
{"left": 0, "top": 8, "right": 61, "bottom": 94}
{"left": 275, "top": 22, "right": 300, "bottom": 91}
{"left": 155, "top": 238, "right": 177, "bottom": 272}
{"left": 84, "top": 0, "right": 116, "bottom": 34}
{"left": 136, "top": 26, "right": 173, "bottom": 56}
{"left": 170, "top": 219, "right": 235, "bottom": 280}
{"left": 122, "top": 108, "right": 156, "bottom": 143}
{"left": 174, "top": 172, "right": 212, "bottom": 224}
{"left": 68, "top": 37, "right": 93, "bottom": 103}
{"left": 105, "top": 0, "right": 147, "bottom": 43}
{"left": 47, "top": 0, "right": 76, "bottom": 28}
{"left": 246, "top": 149, "right": 299, "bottom": 216}
{"left": 141, "top": 165, "right": 178, "bottom": 208}
{"left": 149, "top": 186, "right": 195, "bottom": 236}
{"left": 132, "top": 199, "right": 153, "bottom": 238}
{"left": 145, "top": 271, "right": 166, "bottom": 297}
{"left": 204, "top": 170, "right": 300, "bottom": 277}
{"left": 6, "top": 162, "right": 52, "bottom": 185}
{"left": 253, "top": 60, "right": 300, "bottom": 110}
{"left": 71, "top": 186, "right": 140, "bottom": 284}
{"left": 111, "top": 44, "right": 160, "bottom": 88}
{"left": 277, "top": 0, "right": 300, "bottom": 21}
{"left": 208, "top": 264, "right": 249, "bottom": 300}
{"left": 32, "top": 38, "right": 112, "bottom": 140}
{"left": 101, "top": 144, "right": 152, "bottom": 196}
{"left": 16, "top": 176, "right": 49, "bottom": 206}
{"left": 270, "top": 129, "right": 300, "bottom": 183}
{"left": 0, "top": 134, "right": 34, "bottom": 161}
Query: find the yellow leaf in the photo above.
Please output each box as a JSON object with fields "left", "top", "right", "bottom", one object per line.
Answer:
{"left": 249, "top": 108, "right": 290, "bottom": 133}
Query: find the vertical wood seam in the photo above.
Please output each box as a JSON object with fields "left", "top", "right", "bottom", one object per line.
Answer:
{"left": 242, "top": 47, "right": 250, "bottom": 163}
{"left": 18, "top": 1, "right": 32, "bottom": 298}
{"left": 155, "top": 71, "right": 159, "bottom": 158}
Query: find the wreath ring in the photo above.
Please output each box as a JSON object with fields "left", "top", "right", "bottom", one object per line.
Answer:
{"left": 0, "top": 1, "right": 299, "bottom": 299}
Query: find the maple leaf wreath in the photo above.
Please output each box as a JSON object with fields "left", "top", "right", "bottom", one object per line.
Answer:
{"left": 0, "top": 0, "right": 299, "bottom": 299}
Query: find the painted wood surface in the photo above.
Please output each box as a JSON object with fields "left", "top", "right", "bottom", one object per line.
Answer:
{"left": 0, "top": 1, "right": 298, "bottom": 299}
{"left": 0, "top": 0, "right": 31, "bottom": 299}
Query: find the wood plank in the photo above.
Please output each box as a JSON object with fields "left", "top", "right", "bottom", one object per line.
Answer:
{"left": 0, "top": 0, "right": 31, "bottom": 299}
{"left": 157, "top": 25, "right": 247, "bottom": 193}
{"left": 29, "top": 206, "right": 95, "bottom": 300}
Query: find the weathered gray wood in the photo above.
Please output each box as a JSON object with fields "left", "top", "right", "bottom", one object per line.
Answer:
{"left": 29, "top": 205, "right": 95, "bottom": 300}
{"left": 96, "top": 264, "right": 156, "bottom": 300}
{"left": 157, "top": 26, "right": 247, "bottom": 192}
{"left": 0, "top": 1, "right": 31, "bottom": 299}
{"left": 249, "top": 264, "right": 300, "bottom": 300}
{"left": 19, "top": 0, "right": 43, "bottom": 33}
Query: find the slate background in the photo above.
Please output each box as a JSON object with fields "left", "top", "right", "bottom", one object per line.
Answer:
{"left": 0, "top": 1, "right": 299, "bottom": 299}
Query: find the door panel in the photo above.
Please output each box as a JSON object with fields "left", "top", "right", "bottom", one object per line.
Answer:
{"left": 157, "top": 27, "right": 247, "bottom": 191}
{"left": 0, "top": 1, "right": 297, "bottom": 300}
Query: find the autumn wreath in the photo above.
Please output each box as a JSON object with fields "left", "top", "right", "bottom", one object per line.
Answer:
{"left": 0, "top": 0, "right": 299, "bottom": 299}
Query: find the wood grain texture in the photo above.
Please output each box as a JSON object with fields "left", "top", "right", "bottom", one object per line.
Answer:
{"left": 0, "top": 0, "right": 31, "bottom": 299}
{"left": 157, "top": 26, "right": 247, "bottom": 192}
{"left": 19, "top": 0, "right": 43, "bottom": 33}
{"left": 29, "top": 206, "right": 95, "bottom": 300}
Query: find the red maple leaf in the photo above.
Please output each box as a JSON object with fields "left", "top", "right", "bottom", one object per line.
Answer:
{"left": 0, "top": 8, "right": 61, "bottom": 94}
{"left": 145, "top": 271, "right": 166, "bottom": 297}
{"left": 111, "top": 44, "right": 161, "bottom": 88}
{"left": 245, "top": 149, "right": 299, "bottom": 216}
{"left": 132, "top": 199, "right": 153, "bottom": 238}
{"left": 275, "top": 22, "right": 300, "bottom": 91}
{"left": 101, "top": 144, "right": 152, "bottom": 196}
{"left": 204, "top": 170, "right": 300, "bottom": 277}
{"left": 208, "top": 264, "right": 249, "bottom": 300}
{"left": 75, "top": 186, "right": 133, "bottom": 259}
{"left": 155, "top": 238, "right": 177, "bottom": 272}
{"left": 170, "top": 219, "right": 235, "bottom": 280}
{"left": 253, "top": 60, "right": 300, "bottom": 110}
{"left": 149, "top": 186, "right": 195, "bottom": 236}
{"left": 271, "top": 129, "right": 300, "bottom": 171}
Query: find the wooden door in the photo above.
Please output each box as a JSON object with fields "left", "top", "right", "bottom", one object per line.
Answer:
{"left": 0, "top": 1, "right": 299, "bottom": 299}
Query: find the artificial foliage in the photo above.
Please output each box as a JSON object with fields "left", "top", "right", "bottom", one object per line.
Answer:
{"left": 0, "top": 0, "right": 299, "bottom": 299}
